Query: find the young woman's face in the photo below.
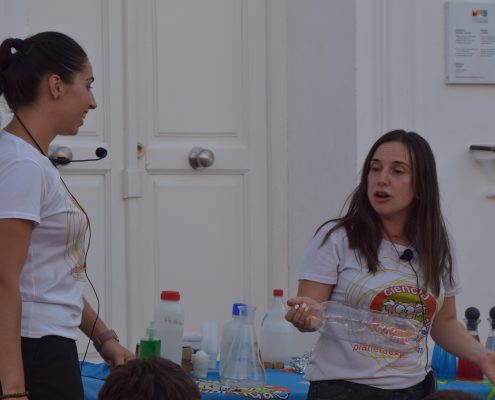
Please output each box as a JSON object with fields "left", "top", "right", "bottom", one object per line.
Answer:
{"left": 58, "top": 61, "right": 97, "bottom": 135}
{"left": 367, "top": 141, "right": 415, "bottom": 223}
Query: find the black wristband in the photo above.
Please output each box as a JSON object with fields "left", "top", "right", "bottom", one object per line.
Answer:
{"left": 0, "top": 392, "right": 29, "bottom": 399}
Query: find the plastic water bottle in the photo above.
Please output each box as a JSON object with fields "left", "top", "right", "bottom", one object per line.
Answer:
{"left": 485, "top": 307, "right": 495, "bottom": 351}
{"left": 457, "top": 307, "right": 483, "bottom": 381}
{"left": 220, "top": 303, "right": 246, "bottom": 378}
{"left": 260, "top": 289, "right": 295, "bottom": 368}
{"left": 154, "top": 290, "right": 185, "bottom": 365}
{"left": 306, "top": 300, "right": 423, "bottom": 352}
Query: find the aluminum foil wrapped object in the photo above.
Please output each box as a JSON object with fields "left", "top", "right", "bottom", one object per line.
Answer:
{"left": 289, "top": 350, "right": 312, "bottom": 374}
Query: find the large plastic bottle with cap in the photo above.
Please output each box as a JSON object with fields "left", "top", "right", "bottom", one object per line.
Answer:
{"left": 457, "top": 307, "right": 483, "bottom": 380}
{"left": 260, "top": 289, "right": 295, "bottom": 368}
{"left": 220, "top": 302, "right": 247, "bottom": 378}
{"left": 485, "top": 307, "right": 495, "bottom": 351}
{"left": 154, "top": 290, "right": 185, "bottom": 365}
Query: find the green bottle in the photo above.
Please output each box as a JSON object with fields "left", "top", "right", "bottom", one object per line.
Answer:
{"left": 139, "top": 321, "right": 161, "bottom": 358}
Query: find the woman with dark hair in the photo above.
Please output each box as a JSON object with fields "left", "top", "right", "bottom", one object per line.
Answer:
{"left": 98, "top": 357, "right": 201, "bottom": 400}
{"left": 286, "top": 130, "right": 495, "bottom": 399}
{"left": 0, "top": 32, "right": 134, "bottom": 400}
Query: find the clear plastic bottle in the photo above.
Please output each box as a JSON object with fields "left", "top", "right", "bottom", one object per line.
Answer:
{"left": 260, "top": 289, "right": 295, "bottom": 367}
{"left": 306, "top": 300, "right": 423, "bottom": 352}
{"left": 221, "top": 305, "right": 266, "bottom": 388}
{"left": 154, "top": 290, "right": 185, "bottom": 365}
{"left": 457, "top": 307, "right": 483, "bottom": 381}
{"left": 485, "top": 307, "right": 495, "bottom": 352}
{"left": 220, "top": 302, "right": 246, "bottom": 378}
{"left": 139, "top": 320, "right": 161, "bottom": 358}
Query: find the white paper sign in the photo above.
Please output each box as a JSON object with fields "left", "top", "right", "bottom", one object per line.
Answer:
{"left": 445, "top": 2, "right": 495, "bottom": 84}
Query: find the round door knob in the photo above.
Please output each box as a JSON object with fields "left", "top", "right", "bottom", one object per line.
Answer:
{"left": 188, "top": 147, "right": 215, "bottom": 170}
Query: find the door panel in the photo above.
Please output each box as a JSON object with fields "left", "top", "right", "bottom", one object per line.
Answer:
{"left": 155, "top": 0, "right": 240, "bottom": 134}
{"left": 152, "top": 175, "right": 245, "bottom": 326}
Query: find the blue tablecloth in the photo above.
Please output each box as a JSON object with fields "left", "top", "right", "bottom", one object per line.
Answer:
{"left": 81, "top": 361, "right": 495, "bottom": 400}
{"left": 437, "top": 379, "right": 495, "bottom": 399}
{"left": 80, "top": 362, "right": 310, "bottom": 400}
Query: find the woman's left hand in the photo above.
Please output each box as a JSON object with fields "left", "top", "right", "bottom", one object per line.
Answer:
{"left": 98, "top": 339, "right": 135, "bottom": 368}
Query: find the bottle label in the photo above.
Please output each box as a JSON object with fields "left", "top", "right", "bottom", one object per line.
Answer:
{"left": 159, "top": 318, "right": 184, "bottom": 326}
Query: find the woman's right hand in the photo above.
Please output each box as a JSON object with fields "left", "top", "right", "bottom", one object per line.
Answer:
{"left": 285, "top": 296, "right": 322, "bottom": 332}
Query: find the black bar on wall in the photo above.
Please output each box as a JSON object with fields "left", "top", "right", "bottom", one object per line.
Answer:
{"left": 469, "top": 145, "right": 495, "bottom": 152}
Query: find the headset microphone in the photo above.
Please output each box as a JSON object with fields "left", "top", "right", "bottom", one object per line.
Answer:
{"left": 50, "top": 147, "right": 108, "bottom": 166}
{"left": 399, "top": 249, "right": 414, "bottom": 262}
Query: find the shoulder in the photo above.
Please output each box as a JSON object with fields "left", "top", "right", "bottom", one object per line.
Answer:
{"left": 313, "top": 220, "right": 347, "bottom": 245}
{"left": 0, "top": 131, "right": 58, "bottom": 193}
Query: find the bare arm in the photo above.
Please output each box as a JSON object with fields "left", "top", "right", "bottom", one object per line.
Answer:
{"left": 80, "top": 297, "right": 135, "bottom": 367}
{"left": 285, "top": 280, "right": 334, "bottom": 332}
{"left": 431, "top": 296, "right": 495, "bottom": 383}
{"left": 0, "top": 219, "right": 32, "bottom": 398}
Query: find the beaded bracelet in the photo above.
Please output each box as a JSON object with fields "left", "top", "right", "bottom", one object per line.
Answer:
{"left": 0, "top": 392, "right": 29, "bottom": 399}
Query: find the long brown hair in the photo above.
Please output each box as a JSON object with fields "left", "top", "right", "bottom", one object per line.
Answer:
{"left": 319, "top": 130, "right": 452, "bottom": 296}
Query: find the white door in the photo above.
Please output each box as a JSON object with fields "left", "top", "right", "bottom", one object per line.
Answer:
{"left": 0, "top": 0, "right": 270, "bottom": 357}
{"left": 123, "top": 0, "right": 269, "bottom": 345}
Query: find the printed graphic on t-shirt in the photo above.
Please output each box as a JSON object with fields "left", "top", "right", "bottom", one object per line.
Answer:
{"left": 63, "top": 191, "right": 87, "bottom": 281}
{"left": 343, "top": 255, "right": 438, "bottom": 369}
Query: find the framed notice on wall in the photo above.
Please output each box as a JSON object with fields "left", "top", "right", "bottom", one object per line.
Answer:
{"left": 445, "top": 2, "right": 495, "bottom": 84}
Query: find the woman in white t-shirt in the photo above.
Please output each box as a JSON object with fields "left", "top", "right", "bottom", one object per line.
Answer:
{"left": 286, "top": 130, "right": 495, "bottom": 399}
{"left": 0, "top": 32, "right": 134, "bottom": 400}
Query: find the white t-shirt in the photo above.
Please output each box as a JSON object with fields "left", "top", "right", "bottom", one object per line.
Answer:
{"left": 0, "top": 130, "right": 87, "bottom": 340}
{"left": 299, "top": 222, "right": 461, "bottom": 390}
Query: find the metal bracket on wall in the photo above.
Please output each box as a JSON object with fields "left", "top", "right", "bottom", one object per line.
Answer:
{"left": 470, "top": 144, "right": 495, "bottom": 198}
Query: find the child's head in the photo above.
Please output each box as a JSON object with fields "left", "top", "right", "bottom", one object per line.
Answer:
{"left": 98, "top": 357, "right": 201, "bottom": 400}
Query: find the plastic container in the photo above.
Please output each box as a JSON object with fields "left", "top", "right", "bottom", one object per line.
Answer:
{"left": 221, "top": 305, "right": 266, "bottom": 388}
{"left": 457, "top": 307, "right": 483, "bottom": 381}
{"left": 183, "top": 332, "right": 203, "bottom": 351}
{"left": 485, "top": 307, "right": 495, "bottom": 352}
{"left": 139, "top": 320, "right": 161, "bottom": 358}
{"left": 306, "top": 300, "right": 423, "bottom": 352}
{"left": 201, "top": 320, "right": 220, "bottom": 370}
{"left": 260, "top": 289, "right": 295, "bottom": 367}
{"left": 220, "top": 303, "right": 247, "bottom": 377}
{"left": 431, "top": 343, "right": 457, "bottom": 379}
{"left": 154, "top": 290, "right": 185, "bottom": 365}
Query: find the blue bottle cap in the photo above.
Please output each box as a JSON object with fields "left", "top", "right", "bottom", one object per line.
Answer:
{"left": 232, "top": 303, "right": 247, "bottom": 316}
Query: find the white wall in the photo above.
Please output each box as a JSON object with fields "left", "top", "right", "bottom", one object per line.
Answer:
{"left": 287, "top": 0, "right": 357, "bottom": 295}
{"left": 420, "top": 1, "right": 495, "bottom": 342}
{"left": 286, "top": 0, "right": 357, "bottom": 353}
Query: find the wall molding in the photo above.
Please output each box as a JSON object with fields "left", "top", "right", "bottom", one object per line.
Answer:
{"left": 356, "top": 0, "right": 424, "bottom": 163}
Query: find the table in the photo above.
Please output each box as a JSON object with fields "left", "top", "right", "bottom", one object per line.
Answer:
{"left": 437, "top": 379, "right": 495, "bottom": 399}
{"left": 81, "top": 362, "right": 495, "bottom": 400}
{"left": 80, "top": 362, "right": 310, "bottom": 400}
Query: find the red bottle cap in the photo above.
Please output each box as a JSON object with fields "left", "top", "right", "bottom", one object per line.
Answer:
{"left": 160, "top": 291, "right": 180, "bottom": 301}
{"left": 273, "top": 289, "right": 283, "bottom": 297}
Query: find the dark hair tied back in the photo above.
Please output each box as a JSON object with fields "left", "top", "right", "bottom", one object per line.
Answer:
{"left": 0, "top": 31, "right": 88, "bottom": 111}
{"left": 10, "top": 38, "right": 24, "bottom": 53}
